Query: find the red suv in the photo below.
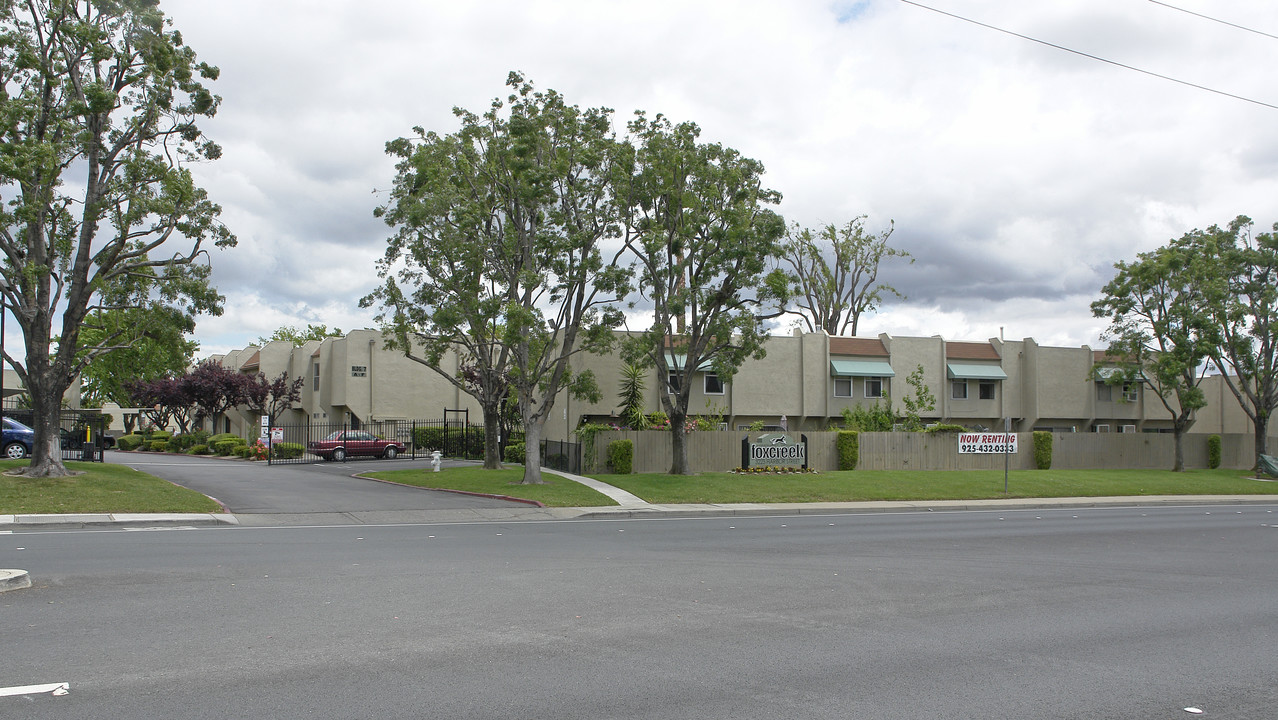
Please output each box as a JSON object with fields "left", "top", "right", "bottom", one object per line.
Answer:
{"left": 308, "top": 430, "right": 406, "bottom": 462}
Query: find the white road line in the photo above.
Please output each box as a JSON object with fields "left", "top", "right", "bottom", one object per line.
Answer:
{"left": 0, "top": 682, "right": 69, "bottom": 697}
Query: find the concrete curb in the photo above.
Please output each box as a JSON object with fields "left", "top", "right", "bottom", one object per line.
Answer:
{"left": 572, "top": 495, "right": 1278, "bottom": 519}
{"left": 0, "top": 513, "right": 239, "bottom": 529}
{"left": 0, "top": 568, "right": 31, "bottom": 592}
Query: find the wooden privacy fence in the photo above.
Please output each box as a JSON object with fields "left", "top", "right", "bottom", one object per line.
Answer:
{"left": 591, "top": 430, "right": 1262, "bottom": 474}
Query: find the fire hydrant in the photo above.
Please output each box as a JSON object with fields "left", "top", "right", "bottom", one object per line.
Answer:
{"left": 430, "top": 450, "right": 443, "bottom": 473}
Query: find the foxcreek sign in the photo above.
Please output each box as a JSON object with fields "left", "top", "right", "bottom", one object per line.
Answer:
{"left": 957, "top": 432, "right": 1018, "bottom": 454}
{"left": 741, "top": 434, "right": 808, "bottom": 469}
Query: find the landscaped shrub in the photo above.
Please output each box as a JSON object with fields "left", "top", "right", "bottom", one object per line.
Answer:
{"left": 147, "top": 439, "right": 169, "bottom": 452}
{"left": 1033, "top": 431, "right": 1053, "bottom": 470}
{"left": 1207, "top": 434, "right": 1222, "bottom": 469}
{"left": 169, "top": 434, "right": 199, "bottom": 452}
{"left": 836, "top": 430, "right": 859, "bottom": 471}
{"left": 503, "top": 441, "right": 526, "bottom": 464}
{"left": 606, "top": 439, "right": 634, "bottom": 474}
{"left": 191, "top": 444, "right": 210, "bottom": 455}
{"left": 235, "top": 445, "right": 253, "bottom": 458}
{"left": 117, "top": 434, "right": 144, "bottom": 451}
{"left": 272, "top": 442, "right": 304, "bottom": 460}
{"left": 213, "top": 439, "right": 245, "bottom": 456}
{"left": 149, "top": 430, "right": 173, "bottom": 441}
{"left": 924, "top": 423, "right": 967, "bottom": 434}
{"left": 208, "top": 433, "right": 239, "bottom": 445}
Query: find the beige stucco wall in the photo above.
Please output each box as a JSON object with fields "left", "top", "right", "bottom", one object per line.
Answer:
{"left": 195, "top": 330, "right": 1278, "bottom": 447}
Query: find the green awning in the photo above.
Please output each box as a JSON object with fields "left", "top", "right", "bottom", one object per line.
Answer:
{"left": 665, "top": 353, "right": 712, "bottom": 372}
{"left": 830, "top": 359, "right": 895, "bottom": 377}
{"left": 946, "top": 363, "right": 1007, "bottom": 380}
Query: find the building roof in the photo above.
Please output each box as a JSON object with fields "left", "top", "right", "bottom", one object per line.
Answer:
{"left": 946, "top": 341, "right": 1000, "bottom": 360}
{"left": 829, "top": 337, "right": 889, "bottom": 357}
{"left": 240, "top": 350, "right": 260, "bottom": 372}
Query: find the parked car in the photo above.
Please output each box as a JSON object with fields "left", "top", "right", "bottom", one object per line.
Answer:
{"left": 308, "top": 430, "right": 406, "bottom": 462}
{"left": 2, "top": 417, "right": 35, "bottom": 459}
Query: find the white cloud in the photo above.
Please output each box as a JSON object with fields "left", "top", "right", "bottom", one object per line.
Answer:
{"left": 154, "top": 0, "right": 1278, "bottom": 356}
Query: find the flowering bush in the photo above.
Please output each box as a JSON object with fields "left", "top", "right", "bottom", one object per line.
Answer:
{"left": 248, "top": 440, "right": 268, "bottom": 461}
{"left": 731, "top": 466, "right": 820, "bottom": 475}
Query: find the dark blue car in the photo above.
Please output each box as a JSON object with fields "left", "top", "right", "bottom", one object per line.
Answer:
{"left": 3, "top": 417, "right": 34, "bottom": 459}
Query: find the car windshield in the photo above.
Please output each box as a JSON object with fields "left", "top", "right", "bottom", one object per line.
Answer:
{"left": 324, "top": 431, "right": 345, "bottom": 441}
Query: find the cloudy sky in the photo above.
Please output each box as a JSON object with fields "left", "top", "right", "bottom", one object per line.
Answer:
{"left": 154, "top": 0, "right": 1278, "bottom": 356}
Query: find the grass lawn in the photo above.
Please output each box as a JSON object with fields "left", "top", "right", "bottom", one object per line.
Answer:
{"left": 590, "top": 468, "right": 1278, "bottom": 504}
{"left": 0, "top": 460, "right": 224, "bottom": 514}
{"left": 364, "top": 465, "right": 620, "bottom": 507}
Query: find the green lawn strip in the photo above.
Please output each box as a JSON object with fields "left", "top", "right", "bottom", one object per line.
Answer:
{"left": 0, "top": 460, "right": 223, "bottom": 514}
{"left": 591, "top": 468, "right": 1277, "bottom": 504}
{"left": 363, "top": 466, "right": 619, "bottom": 507}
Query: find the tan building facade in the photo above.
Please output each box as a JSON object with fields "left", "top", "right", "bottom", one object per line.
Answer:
{"left": 204, "top": 329, "right": 1275, "bottom": 443}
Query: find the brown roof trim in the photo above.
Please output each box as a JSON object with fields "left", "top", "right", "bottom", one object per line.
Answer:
{"left": 946, "top": 341, "right": 1001, "bottom": 360}
{"left": 240, "top": 350, "right": 261, "bottom": 371}
{"left": 829, "top": 337, "right": 889, "bottom": 357}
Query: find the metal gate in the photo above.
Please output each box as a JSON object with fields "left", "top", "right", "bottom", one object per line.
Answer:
{"left": 266, "top": 416, "right": 486, "bottom": 465}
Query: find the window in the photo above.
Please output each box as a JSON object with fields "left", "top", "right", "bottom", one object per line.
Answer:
{"left": 1094, "top": 424, "right": 1111, "bottom": 433}
{"left": 979, "top": 380, "right": 996, "bottom": 400}
{"left": 865, "top": 377, "right": 884, "bottom": 399}
{"left": 1096, "top": 383, "right": 1113, "bottom": 402}
{"left": 667, "top": 371, "right": 680, "bottom": 394}
{"left": 951, "top": 379, "right": 968, "bottom": 399}
{"left": 834, "top": 377, "right": 852, "bottom": 397}
{"left": 703, "top": 373, "right": 724, "bottom": 395}
{"left": 1122, "top": 383, "right": 1138, "bottom": 403}
{"left": 1120, "top": 424, "right": 1137, "bottom": 433}
{"left": 313, "top": 362, "right": 320, "bottom": 391}
{"left": 351, "top": 365, "right": 367, "bottom": 378}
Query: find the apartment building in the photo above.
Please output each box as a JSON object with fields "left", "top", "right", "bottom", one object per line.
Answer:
{"left": 204, "top": 329, "right": 1272, "bottom": 442}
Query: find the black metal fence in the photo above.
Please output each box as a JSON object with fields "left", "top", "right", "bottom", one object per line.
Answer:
{"left": 263, "top": 417, "right": 581, "bottom": 474}
{"left": 266, "top": 418, "right": 487, "bottom": 465}
{"left": 540, "top": 439, "right": 582, "bottom": 475}
{"left": 3, "top": 408, "right": 110, "bottom": 463}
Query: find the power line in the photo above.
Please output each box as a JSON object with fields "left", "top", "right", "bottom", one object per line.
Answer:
{"left": 1148, "top": 1, "right": 1278, "bottom": 42}
{"left": 898, "top": 0, "right": 1278, "bottom": 111}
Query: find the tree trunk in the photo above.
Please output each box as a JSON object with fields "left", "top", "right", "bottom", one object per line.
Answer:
{"left": 1172, "top": 426, "right": 1185, "bottom": 472}
{"left": 668, "top": 409, "right": 691, "bottom": 475}
{"left": 521, "top": 419, "right": 544, "bottom": 484}
{"left": 482, "top": 403, "right": 502, "bottom": 470}
{"left": 1255, "top": 410, "right": 1270, "bottom": 474}
{"left": 21, "top": 374, "right": 69, "bottom": 477}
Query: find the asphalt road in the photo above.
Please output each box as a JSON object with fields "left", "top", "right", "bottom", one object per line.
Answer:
{"left": 4, "top": 504, "right": 1277, "bottom": 718}
{"left": 106, "top": 452, "right": 523, "bottom": 514}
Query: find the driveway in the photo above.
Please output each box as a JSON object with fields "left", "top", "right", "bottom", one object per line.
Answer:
{"left": 107, "top": 452, "right": 527, "bottom": 516}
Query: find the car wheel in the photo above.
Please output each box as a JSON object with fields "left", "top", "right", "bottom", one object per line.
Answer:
{"left": 383, "top": 446, "right": 398, "bottom": 460}
{"left": 5, "top": 442, "right": 28, "bottom": 459}
{"left": 332, "top": 447, "right": 346, "bottom": 462}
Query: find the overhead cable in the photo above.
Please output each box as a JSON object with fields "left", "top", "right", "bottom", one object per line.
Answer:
{"left": 898, "top": 0, "right": 1278, "bottom": 111}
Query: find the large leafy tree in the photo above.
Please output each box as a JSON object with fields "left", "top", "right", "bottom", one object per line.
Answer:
{"left": 244, "top": 371, "right": 304, "bottom": 428}
{"left": 185, "top": 360, "right": 249, "bottom": 431}
{"left": 1194, "top": 216, "right": 1278, "bottom": 471}
{"left": 0, "top": 0, "right": 234, "bottom": 477}
{"left": 776, "top": 216, "right": 911, "bottom": 337}
{"left": 366, "top": 73, "right": 628, "bottom": 481}
{"left": 75, "top": 306, "right": 198, "bottom": 413}
{"left": 615, "top": 113, "right": 786, "bottom": 474}
{"left": 1091, "top": 236, "right": 1215, "bottom": 471}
